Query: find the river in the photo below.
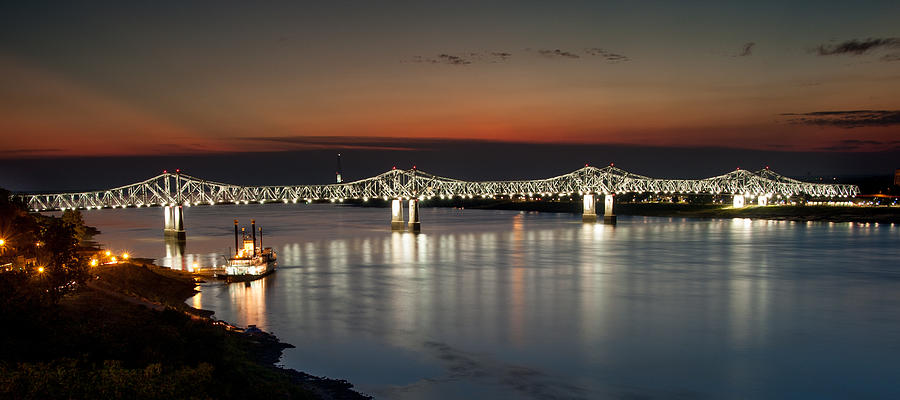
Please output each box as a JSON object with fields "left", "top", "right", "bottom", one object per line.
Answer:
{"left": 80, "top": 204, "right": 900, "bottom": 399}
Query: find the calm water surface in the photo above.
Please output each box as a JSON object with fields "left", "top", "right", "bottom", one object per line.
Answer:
{"left": 80, "top": 204, "right": 900, "bottom": 399}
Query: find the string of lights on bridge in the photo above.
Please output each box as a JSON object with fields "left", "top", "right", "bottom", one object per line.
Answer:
{"left": 17, "top": 164, "right": 858, "bottom": 212}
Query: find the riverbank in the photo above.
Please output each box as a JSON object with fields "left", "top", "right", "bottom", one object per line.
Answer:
{"left": 1, "top": 261, "right": 370, "bottom": 399}
{"left": 395, "top": 199, "right": 900, "bottom": 224}
{"left": 612, "top": 203, "right": 900, "bottom": 223}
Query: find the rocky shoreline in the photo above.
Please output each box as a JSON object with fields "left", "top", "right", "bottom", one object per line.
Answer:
{"left": 86, "top": 261, "right": 371, "bottom": 399}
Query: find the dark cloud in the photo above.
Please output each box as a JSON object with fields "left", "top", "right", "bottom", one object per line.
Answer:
{"left": 738, "top": 42, "right": 755, "bottom": 57}
{"left": 584, "top": 48, "right": 630, "bottom": 62}
{"left": 410, "top": 51, "right": 512, "bottom": 65}
{"left": 236, "top": 136, "right": 419, "bottom": 151}
{"left": 816, "top": 37, "right": 900, "bottom": 57}
{"left": 490, "top": 52, "right": 512, "bottom": 60}
{"left": 410, "top": 54, "right": 472, "bottom": 65}
{"left": 537, "top": 49, "right": 580, "bottom": 59}
{"left": 0, "top": 148, "right": 64, "bottom": 158}
{"left": 781, "top": 110, "right": 900, "bottom": 128}
{"left": 817, "top": 139, "right": 900, "bottom": 152}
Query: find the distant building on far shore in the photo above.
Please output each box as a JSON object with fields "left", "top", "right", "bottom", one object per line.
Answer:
{"left": 895, "top": 169, "right": 900, "bottom": 186}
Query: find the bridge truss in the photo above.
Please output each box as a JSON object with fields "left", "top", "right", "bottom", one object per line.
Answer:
{"left": 17, "top": 166, "right": 858, "bottom": 212}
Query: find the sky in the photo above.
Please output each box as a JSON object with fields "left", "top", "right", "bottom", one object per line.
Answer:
{"left": 1, "top": 1, "right": 899, "bottom": 190}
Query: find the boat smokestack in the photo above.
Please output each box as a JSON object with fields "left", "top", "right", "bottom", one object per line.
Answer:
{"left": 259, "top": 227, "right": 263, "bottom": 249}
{"left": 251, "top": 219, "right": 257, "bottom": 255}
{"left": 234, "top": 219, "right": 239, "bottom": 256}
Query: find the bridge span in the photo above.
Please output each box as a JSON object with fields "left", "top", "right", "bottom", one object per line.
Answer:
{"left": 15, "top": 165, "right": 859, "bottom": 234}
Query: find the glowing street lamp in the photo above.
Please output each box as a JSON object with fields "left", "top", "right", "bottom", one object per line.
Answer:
{"left": 0, "top": 238, "right": 5, "bottom": 246}
{"left": 37, "top": 266, "right": 45, "bottom": 273}
{"left": 122, "top": 253, "right": 130, "bottom": 260}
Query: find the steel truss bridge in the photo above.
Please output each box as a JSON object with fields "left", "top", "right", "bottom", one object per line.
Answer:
{"left": 18, "top": 166, "right": 857, "bottom": 212}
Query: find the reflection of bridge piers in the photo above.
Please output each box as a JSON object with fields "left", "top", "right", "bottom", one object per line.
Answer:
{"left": 164, "top": 234, "right": 186, "bottom": 270}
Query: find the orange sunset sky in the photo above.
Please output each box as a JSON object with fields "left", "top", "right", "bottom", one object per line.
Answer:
{"left": 1, "top": 2, "right": 899, "bottom": 159}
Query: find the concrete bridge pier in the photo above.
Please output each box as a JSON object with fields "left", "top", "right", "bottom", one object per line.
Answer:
{"left": 164, "top": 205, "right": 186, "bottom": 239}
{"left": 408, "top": 199, "right": 421, "bottom": 232}
{"left": 757, "top": 195, "right": 768, "bottom": 206}
{"left": 391, "top": 199, "right": 405, "bottom": 231}
{"left": 733, "top": 194, "right": 745, "bottom": 208}
{"left": 603, "top": 194, "right": 617, "bottom": 225}
{"left": 582, "top": 194, "right": 597, "bottom": 222}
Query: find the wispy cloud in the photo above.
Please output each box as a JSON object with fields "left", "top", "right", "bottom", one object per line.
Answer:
{"left": 410, "top": 47, "right": 631, "bottom": 65}
{"left": 817, "top": 139, "right": 900, "bottom": 151}
{"left": 537, "top": 49, "right": 581, "bottom": 59}
{"left": 584, "top": 48, "right": 630, "bottom": 62}
{"left": 409, "top": 51, "right": 512, "bottom": 66}
{"left": 0, "top": 148, "right": 64, "bottom": 158}
{"left": 738, "top": 42, "right": 755, "bottom": 57}
{"left": 237, "top": 136, "right": 420, "bottom": 151}
{"left": 816, "top": 37, "right": 900, "bottom": 61}
{"left": 781, "top": 110, "right": 900, "bottom": 128}
{"left": 490, "top": 52, "right": 512, "bottom": 60}
{"left": 410, "top": 54, "right": 471, "bottom": 65}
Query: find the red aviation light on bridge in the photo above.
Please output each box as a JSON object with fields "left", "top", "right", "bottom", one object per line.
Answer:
{"left": 176, "top": 169, "right": 180, "bottom": 173}
{"left": 413, "top": 165, "right": 416, "bottom": 170}
{"left": 163, "top": 170, "right": 167, "bottom": 174}
{"left": 392, "top": 166, "right": 396, "bottom": 170}
{"left": 610, "top": 162, "right": 614, "bottom": 167}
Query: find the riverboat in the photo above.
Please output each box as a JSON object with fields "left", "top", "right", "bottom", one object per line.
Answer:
{"left": 224, "top": 219, "right": 276, "bottom": 282}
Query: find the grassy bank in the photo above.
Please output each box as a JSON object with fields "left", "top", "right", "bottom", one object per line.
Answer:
{"left": 0, "top": 262, "right": 369, "bottom": 399}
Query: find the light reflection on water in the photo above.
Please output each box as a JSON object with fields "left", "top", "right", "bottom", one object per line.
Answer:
{"left": 79, "top": 205, "right": 900, "bottom": 399}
